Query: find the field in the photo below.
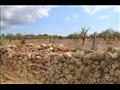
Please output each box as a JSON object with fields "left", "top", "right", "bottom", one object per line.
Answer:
{"left": 0, "top": 38, "right": 120, "bottom": 84}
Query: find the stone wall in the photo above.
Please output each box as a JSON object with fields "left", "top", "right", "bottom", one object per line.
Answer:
{"left": 0, "top": 44, "right": 120, "bottom": 84}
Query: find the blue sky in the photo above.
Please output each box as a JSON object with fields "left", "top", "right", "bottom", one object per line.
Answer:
{"left": 1, "top": 5, "right": 120, "bottom": 36}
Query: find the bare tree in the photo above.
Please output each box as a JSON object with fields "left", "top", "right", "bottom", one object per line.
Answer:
{"left": 81, "top": 26, "right": 89, "bottom": 45}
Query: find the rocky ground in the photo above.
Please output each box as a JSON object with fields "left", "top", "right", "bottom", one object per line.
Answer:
{"left": 0, "top": 43, "right": 120, "bottom": 84}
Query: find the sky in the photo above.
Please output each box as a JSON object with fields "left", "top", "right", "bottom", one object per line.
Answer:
{"left": 1, "top": 5, "right": 120, "bottom": 36}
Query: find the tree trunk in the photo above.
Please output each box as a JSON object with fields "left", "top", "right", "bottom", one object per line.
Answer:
{"left": 82, "top": 38, "right": 85, "bottom": 45}
{"left": 107, "top": 36, "right": 111, "bottom": 43}
{"left": 103, "top": 37, "right": 106, "bottom": 41}
{"left": 91, "top": 33, "right": 97, "bottom": 50}
{"left": 118, "top": 36, "right": 120, "bottom": 40}
{"left": 9, "top": 38, "right": 12, "bottom": 42}
{"left": 49, "top": 37, "right": 52, "bottom": 43}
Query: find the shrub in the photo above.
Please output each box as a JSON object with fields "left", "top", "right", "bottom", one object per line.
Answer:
{"left": 0, "top": 35, "right": 6, "bottom": 46}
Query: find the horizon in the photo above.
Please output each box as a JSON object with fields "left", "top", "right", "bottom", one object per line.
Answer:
{"left": 1, "top": 5, "right": 120, "bottom": 36}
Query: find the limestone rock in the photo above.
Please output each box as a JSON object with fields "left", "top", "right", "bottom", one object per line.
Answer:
{"left": 40, "top": 44, "right": 48, "bottom": 49}
{"left": 104, "top": 73, "right": 111, "bottom": 81}
{"left": 111, "top": 61, "right": 119, "bottom": 69}
{"left": 109, "top": 69, "right": 115, "bottom": 76}
{"left": 72, "top": 50, "right": 85, "bottom": 58}
{"left": 55, "top": 44, "right": 69, "bottom": 52}
{"left": 49, "top": 47, "right": 54, "bottom": 51}
{"left": 94, "top": 71, "right": 101, "bottom": 78}
{"left": 66, "top": 74, "right": 73, "bottom": 81}
{"left": 63, "top": 52, "right": 72, "bottom": 59}
{"left": 108, "top": 52, "right": 118, "bottom": 59}
{"left": 114, "top": 69, "right": 120, "bottom": 77}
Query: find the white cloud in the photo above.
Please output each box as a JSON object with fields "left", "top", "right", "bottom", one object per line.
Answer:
{"left": 65, "top": 16, "right": 70, "bottom": 20}
{"left": 80, "top": 5, "right": 119, "bottom": 15}
{"left": 0, "top": 5, "right": 58, "bottom": 29}
{"left": 65, "top": 14, "right": 79, "bottom": 22}
{"left": 99, "top": 15, "right": 109, "bottom": 20}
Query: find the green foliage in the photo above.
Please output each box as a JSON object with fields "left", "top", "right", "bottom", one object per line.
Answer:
{"left": 113, "top": 31, "right": 120, "bottom": 40}
{"left": 0, "top": 35, "right": 6, "bottom": 45}
{"left": 98, "top": 28, "right": 120, "bottom": 41}
{"left": 67, "top": 33, "right": 80, "bottom": 39}
{"left": 15, "top": 33, "right": 23, "bottom": 40}
{"left": 2, "top": 27, "right": 119, "bottom": 41}
{"left": 6, "top": 33, "right": 13, "bottom": 42}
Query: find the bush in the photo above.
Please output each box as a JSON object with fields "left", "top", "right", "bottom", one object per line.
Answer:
{"left": 0, "top": 35, "right": 6, "bottom": 46}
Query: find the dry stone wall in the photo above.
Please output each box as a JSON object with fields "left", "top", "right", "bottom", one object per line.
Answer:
{"left": 0, "top": 43, "right": 120, "bottom": 84}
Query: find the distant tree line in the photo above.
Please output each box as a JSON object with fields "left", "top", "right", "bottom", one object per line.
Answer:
{"left": 1, "top": 27, "right": 120, "bottom": 45}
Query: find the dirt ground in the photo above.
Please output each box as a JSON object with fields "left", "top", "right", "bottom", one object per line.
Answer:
{"left": 5, "top": 38, "right": 120, "bottom": 51}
